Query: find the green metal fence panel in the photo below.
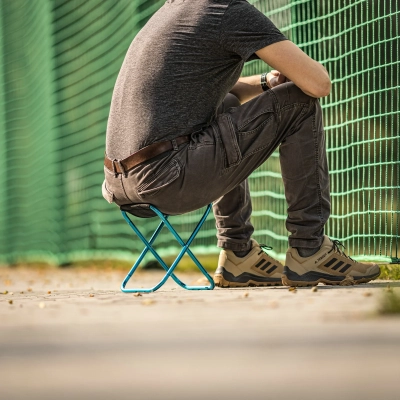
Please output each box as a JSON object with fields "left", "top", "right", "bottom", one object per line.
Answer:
{"left": 0, "top": 2, "right": 7, "bottom": 261}
{"left": 244, "top": 0, "right": 399, "bottom": 262}
{"left": 0, "top": 0, "right": 59, "bottom": 263}
{"left": 0, "top": 0, "right": 398, "bottom": 265}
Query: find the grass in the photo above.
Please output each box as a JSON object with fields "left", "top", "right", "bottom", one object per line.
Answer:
{"left": 377, "top": 264, "right": 400, "bottom": 280}
{"left": 0, "top": 256, "right": 219, "bottom": 273}
{"left": 57, "top": 255, "right": 219, "bottom": 272}
{"left": 2, "top": 261, "right": 400, "bottom": 279}
{"left": 378, "top": 286, "right": 400, "bottom": 315}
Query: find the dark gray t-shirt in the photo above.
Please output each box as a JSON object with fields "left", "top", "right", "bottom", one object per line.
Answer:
{"left": 106, "top": 0, "right": 287, "bottom": 159}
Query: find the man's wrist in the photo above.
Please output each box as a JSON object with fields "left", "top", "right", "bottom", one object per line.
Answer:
{"left": 260, "top": 72, "right": 270, "bottom": 91}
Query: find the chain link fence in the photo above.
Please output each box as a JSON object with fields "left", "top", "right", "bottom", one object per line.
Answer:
{"left": 0, "top": 0, "right": 398, "bottom": 265}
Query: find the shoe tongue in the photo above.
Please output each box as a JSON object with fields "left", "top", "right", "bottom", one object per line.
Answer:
{"left": 323, "top": 235, "right": 333, "bottom": 248}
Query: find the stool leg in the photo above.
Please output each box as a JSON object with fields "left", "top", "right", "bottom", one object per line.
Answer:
{"left": 120, "top": 204, "right": 215, "bottom": 293}
{"left": 121, "top": 212, "right": 187, "bottom": 293}
{"left": 151, "top": 204, "right": 215, "bottom": 290}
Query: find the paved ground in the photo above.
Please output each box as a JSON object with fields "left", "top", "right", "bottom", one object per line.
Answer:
{"left": 1, "top": 267, "right": 400, "bottom": 400}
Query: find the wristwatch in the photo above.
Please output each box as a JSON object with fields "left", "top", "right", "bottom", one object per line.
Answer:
{"left": 260, "top": 72, "right": 270, "bottom": 91}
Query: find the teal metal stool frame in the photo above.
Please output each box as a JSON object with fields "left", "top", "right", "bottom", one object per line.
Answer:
{"left": 120, "top": 204, "right": 215, "bottom": 293}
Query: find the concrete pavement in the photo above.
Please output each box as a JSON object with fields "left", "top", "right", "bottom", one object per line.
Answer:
{"left": 1, "top": 267, "right": 399, "bottom": 400}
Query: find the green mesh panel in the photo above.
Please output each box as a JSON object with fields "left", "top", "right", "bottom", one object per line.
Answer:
{"left": 0, "top": 0, "right": 59, "bottom": 263}
{"left": 244, "top": 0, "right": 400, "bottom": 262}
{"left": 0, "top": 0, "right": 398, "bottom": 265}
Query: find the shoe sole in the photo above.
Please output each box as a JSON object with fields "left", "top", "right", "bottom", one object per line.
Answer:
{"left": 281, "top": 266, "right": 381, "bottom": 287}
{"left": 214, "top": 273, "right": 282, "bottom": 288}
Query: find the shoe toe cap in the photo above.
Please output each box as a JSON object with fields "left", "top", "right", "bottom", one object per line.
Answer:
{"left": 366, "top": 263, "right": 380, "bottom": 277}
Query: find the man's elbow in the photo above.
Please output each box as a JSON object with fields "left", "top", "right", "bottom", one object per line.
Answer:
{"left": 318, "top": 77, "right": 332, "bottom": 97}
{"left": 310, "top": 76, "right": 331, "bottom": 98}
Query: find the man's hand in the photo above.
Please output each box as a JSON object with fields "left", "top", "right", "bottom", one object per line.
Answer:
{"left": 267, "top": 70, "right": 289, "bottom": 88}
{"left": 229, "top": 70, "right": 290, "bottom": 104}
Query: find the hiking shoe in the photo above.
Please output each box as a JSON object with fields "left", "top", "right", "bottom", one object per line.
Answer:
{"left": 282, "top": 235, "right": 381, "bottom": 287}
{"left": 213, "top": 239, "right": 284, "bottom": 287}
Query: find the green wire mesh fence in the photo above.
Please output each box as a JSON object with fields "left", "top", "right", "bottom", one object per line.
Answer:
{"left": 0, "top": 0, "right": 398, "bottom": 265}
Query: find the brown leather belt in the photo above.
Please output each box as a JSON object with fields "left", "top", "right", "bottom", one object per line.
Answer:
{"left": 104, "top": 134, "right": 191, "bottom": 174}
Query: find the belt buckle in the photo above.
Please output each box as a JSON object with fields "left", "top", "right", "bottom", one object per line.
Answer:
{"left": 111, "top": 159, "right": 126, "bottom": 177}
{"left": 111, "top": 159, "right": 118, "bottom": 177}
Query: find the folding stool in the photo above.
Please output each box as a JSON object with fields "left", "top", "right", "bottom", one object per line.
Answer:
{"left": 120, "top": 203, "right": 215, "bottom": 293}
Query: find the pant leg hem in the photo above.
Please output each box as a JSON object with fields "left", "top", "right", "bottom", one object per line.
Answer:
{"left": 217, "top": 240, "right": 252, "bottom": 252}
{"left": 288, "top": 237, "right": 324, "bottom": 249}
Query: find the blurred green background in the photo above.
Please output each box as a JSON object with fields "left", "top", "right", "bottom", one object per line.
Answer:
{"left": 0, "top": 0, "right": 398, "bottom": 266}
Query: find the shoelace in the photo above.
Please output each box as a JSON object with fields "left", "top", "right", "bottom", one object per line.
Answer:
{"left": 330, "top": 239, "right": 355, "bottom": 262}
{"left": 258, "top": 244, "right": 282, "bottom": 265}
{"left": 258, "top": 244, "right": 273, "bottom": 256}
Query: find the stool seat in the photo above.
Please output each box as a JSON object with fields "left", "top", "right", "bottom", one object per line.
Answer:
{"left": 120, "top": 203, "right": 158, "bottom": 218}
{"left": 120, "top": 203, "right": 215, "bottom": 293}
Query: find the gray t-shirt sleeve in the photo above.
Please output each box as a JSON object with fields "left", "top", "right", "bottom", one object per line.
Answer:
{"left": 220, "top": 0, "right": 287, "bottom": 62}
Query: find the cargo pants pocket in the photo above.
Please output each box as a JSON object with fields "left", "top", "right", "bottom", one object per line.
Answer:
{"left": 215, "top": 113, "right": 242, "bottom": 170}
{"left": 136, "top": 158, "right": 181, "bottom": 198}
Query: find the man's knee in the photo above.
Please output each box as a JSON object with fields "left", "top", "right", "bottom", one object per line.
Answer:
{"left": 271, "top": 81, "right": 316, "bottom": 107}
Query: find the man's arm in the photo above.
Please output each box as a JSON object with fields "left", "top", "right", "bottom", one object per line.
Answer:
{"left": 229, "top": 75, "right": 264, "bottom": 104}
{"left": 230, "top": 40, "right": 331, "bottom": 103}
{"left": 255, "top": 40, "right": 331, "bottom": 98}
{"left": 229, "top": 70, "right": 288, "bottom": 104}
